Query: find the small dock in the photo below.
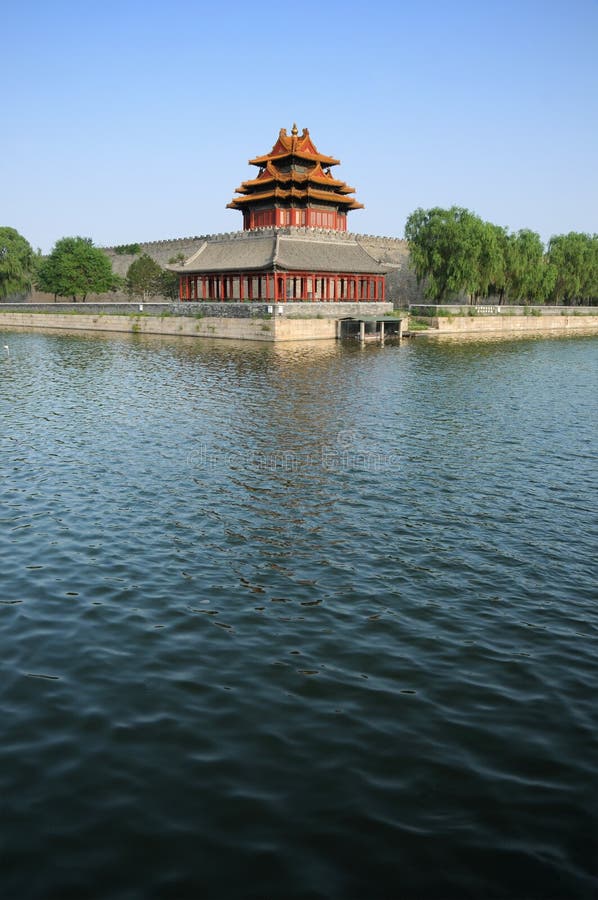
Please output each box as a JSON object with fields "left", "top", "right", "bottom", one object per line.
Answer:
{"left": 340, "top": 316, "right": 404, "bottom": 345}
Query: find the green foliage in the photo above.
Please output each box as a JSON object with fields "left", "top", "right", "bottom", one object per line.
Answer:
{"left": 0, "top": 227, "right": 35, "bottom": 298}
{"left": 546, "top": 233, "right": 598, "bottom": 304}
{"left": 111, "top": 273, "right": 126, "bottom": 292}
{"left": 407, "top": 318, "right": 430, "bottom": 330}
{"left": 405, "top": 206, "right": 502, "bottom": 303}
{"left": 168, "top": 253, "right": 186, "bottom": 264}
{"left": 36, "top": 237, "right": 116, "bottom": 301}
{"left": 405, "top": 206, "right": 598, "bottom": 306}
{"left": 126, "top": 254, "right": 163, "bottom": 301}
{"left": 159, "top": 269, "right": 180, "bottom": 302}
{"left": 126, "top": 256, "right": 179, "bottom": 302}
{"left": 501, "top": 229, "right": 552, "bottom": 303}
{"left": 114, "top": 243, "right": 141, "bottom": 255}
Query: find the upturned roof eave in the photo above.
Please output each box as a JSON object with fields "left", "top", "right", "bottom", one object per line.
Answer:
{"left": 226, "top": 189, "right": 364, "bottom": 209}
{"left": 248, "top": 150, "right": 340, "bottom": 167}
{"left": 176, "top": 261, "right": 389, "bottom": 275}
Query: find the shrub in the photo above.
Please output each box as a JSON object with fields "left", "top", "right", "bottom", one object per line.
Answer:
{"left": 114, "top": 243, "right": 141, "bottom": 256}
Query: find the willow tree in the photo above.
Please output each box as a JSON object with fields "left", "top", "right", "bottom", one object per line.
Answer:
{"left": 546, "top": 233, "right": 598, "bottom": 305}
{"left": 405, "top": 206, "right": 506, "bottom": 303}
{"left": 0, "top": 227, "right": 34, "bottom": 299}
{"left": 502, "top": 229, "right": 551, "bottom": 304}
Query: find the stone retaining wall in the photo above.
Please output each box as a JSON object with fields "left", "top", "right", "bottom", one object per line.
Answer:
{"left": 2, "top": 310, "right": 596, "bottom": 343}
{"left": 0, "top": 301, "right": 392, "bottom": 319}
{"left": 0, "top": 311, "right": 339, "bottom": 342}
{"left": 416, "top": 315, "right": 598, "bottom": 336}
{"left": 411, "top": 304, "right": 598, "bottom": 317}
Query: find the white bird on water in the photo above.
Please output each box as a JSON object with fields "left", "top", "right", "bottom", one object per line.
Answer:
{"left": 3, "top": 345, "right": 8, "bottom": 355}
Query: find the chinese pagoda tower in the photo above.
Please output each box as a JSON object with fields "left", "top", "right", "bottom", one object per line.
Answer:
{"left": 227, "top": 124, "right": 364, "bottom": 232}
{"left": 175, "top": 125, "right": 390, "bottom": 304}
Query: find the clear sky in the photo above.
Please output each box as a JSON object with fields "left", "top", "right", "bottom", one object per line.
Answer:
{"left": 3, "top": 0, "right": 597, "bottom": 252}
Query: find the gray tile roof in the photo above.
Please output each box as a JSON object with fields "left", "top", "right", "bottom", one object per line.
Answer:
{"left": 179, "top": 237, "right": 276, "bottom": 272}
{"left": 176, "top": 230, "right": 389, "bottom": 275}
{"left": 276, "top": 236, "right": 387, "bottom": 274}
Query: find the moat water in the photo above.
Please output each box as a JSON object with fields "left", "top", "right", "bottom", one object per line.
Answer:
{"left": 1, "top": 330, "right": 596, "bottom": 899}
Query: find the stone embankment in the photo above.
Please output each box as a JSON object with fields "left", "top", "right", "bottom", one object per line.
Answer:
{"left": 0, "top": 310, "right": 341, "bottom": 342}
{"left": 1, "top": 303, "right": 597, "bottom": 343}
{"left": 409, "top": 308, "right": 598, "bottom": 337}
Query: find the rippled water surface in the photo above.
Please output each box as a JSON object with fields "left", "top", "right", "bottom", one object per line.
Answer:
{"left": 1, "top": 330, "right": 597, "bottom": 899}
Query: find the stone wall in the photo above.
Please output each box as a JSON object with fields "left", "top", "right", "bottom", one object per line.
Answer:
{"left": 0, "top": 301, "right": 392, "bottom": 319}
{"left": 413, "top": 314, "right": 598, "bottom": 336}
{"left": 0, "top": 311, "right": 340, "bottom": 343}
{"left": 410, "top": 303, "right": 598, "bottom": 316}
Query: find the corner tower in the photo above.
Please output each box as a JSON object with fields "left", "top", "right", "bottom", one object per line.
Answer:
{"left": 227, "top": 124, "right": 364, "bottom": 231}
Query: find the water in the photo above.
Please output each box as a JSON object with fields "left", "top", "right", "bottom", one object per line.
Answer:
{"left": 1, "top": 330, "right": 596, "bottom": 900}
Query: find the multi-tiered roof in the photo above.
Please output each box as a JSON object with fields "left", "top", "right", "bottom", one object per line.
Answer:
{"left": 173, "top": 124, "right": 391, "bottom": 304}
{"left": 227, "top": 125, "right": 363, "bottom": 231}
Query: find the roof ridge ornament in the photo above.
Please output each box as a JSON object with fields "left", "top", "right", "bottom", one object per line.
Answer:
{"left": 291, "top": 123, "right": 298, "bottom": 136}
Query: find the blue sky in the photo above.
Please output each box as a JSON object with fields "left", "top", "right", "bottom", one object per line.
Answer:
{"left": 3, "top": 0, "right": 597, "bottom": 252}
